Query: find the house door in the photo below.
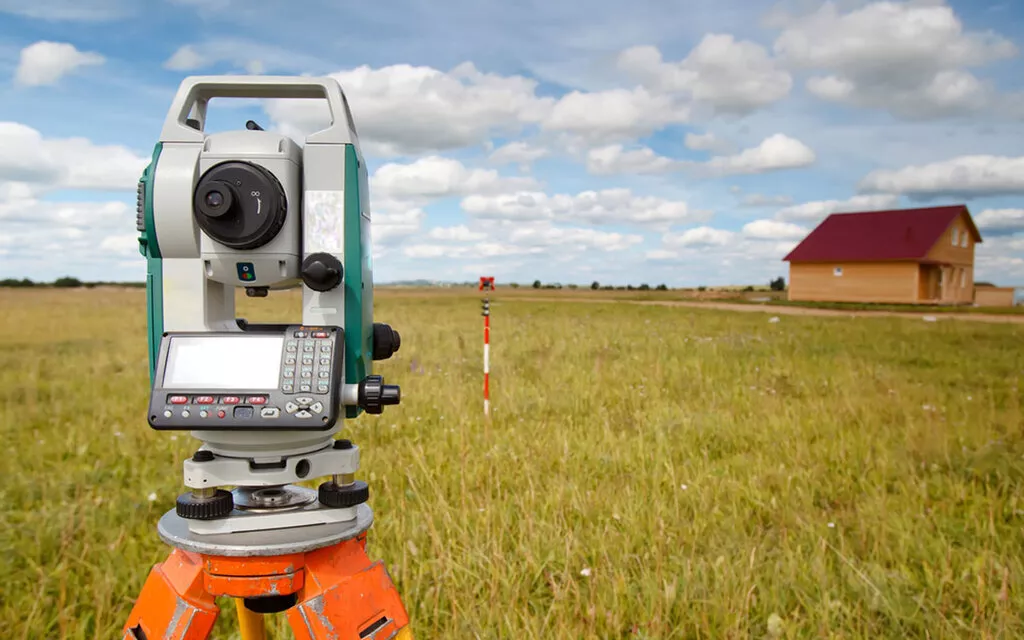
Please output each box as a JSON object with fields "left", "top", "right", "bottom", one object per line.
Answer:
{"left": 919, "top": 265, "right": 940, "bottom": 302}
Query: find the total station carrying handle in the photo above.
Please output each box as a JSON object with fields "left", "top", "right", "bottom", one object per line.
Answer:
{"left": 159, "top": 75, "right": 359, "bottom": 146}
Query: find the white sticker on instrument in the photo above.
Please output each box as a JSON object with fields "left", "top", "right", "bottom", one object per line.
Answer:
{"left": 304, "top": 190, "right": 346, "bottom": 253}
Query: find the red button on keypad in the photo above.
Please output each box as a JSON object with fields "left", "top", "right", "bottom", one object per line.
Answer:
{"left": 247, "top": 396, "right": 267, "bottom": 405}
{"left": 195, "top": 396, "right": 215, "bottom": 404}
{"left": 222, "top": 396, "right": 241, "bottom": 404}
{"left": 169, "top": 395, "right": 188, "bottom": 405}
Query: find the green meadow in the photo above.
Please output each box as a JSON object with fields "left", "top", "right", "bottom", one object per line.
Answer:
{"left": 2, "top": 287, "right": 1022, "bottom": 639}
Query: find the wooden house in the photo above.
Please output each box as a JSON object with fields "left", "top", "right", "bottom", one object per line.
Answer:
{"left": 783, "top": 205, "right": 982, "bottom": 305}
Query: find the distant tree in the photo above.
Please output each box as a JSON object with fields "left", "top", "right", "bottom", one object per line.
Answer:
{"left": 532, "top": 280, "right": 541, "bottom": 289}
{"left": 510, "top": 282, "right": 520, "bottom": 288}
{"left": 769, "top": 277, "right": 786, "bottom": 291}
{"left": 697, "top": 286, "right": 707, "bottom": 292}
{"left": 638, "top": 283, "right": 650, "bottom": 291}
{"left": 627, "top": 284, "right": 635, "bottom": 290}
{"left": 656, "top": 284, "right": 668, "bottom": 291}
{"left": 743, "top": 285, "right": 755, "bottom": 292}
{"left": 591, "top": 281, "right": 600, "bottom": 290}
{"left": 568, "top": 284, "right": 578, "bottom": 290}
{"left": 0, "top": 278, "right": 35, "bottom": 287}
{"left": 53, "top": 276, "right": 83, "bottom": 288}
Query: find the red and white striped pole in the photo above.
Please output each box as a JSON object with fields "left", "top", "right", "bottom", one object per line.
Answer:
{"left": 480, "top": 277, "right": 495, "bottom": 417}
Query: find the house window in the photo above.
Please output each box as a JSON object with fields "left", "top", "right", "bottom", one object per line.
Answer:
{"left": 952, "top": 228, "right": 959, "bottom": 246}
{"left": 961, "top": 233, "right": 968, "bottom": 248}
{"left": 961, "top": 269, "right": 966, "bottom": 288}
{"left": 833, "top": 267, "right": 843, "bottom": 277}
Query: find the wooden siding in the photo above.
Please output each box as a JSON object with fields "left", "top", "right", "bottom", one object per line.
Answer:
{"left": 788, "top": 262, "right": 919, "bottom": 303}
{"left": 975, "top": 287, "right": 1017, "bottom": 307}
{"left": 925, "top": 210, "right": 976, "bottom": 266}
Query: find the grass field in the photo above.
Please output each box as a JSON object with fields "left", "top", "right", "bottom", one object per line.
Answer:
{"left": 2, "top": 287, "right": 1023, "bottom": 639}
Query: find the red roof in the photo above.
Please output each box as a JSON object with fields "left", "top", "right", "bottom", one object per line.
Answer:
{"left": 783, "top": 205, "right": 982, "bottom": 263}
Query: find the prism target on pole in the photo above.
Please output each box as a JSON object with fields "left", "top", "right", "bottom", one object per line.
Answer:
{"left": 479, "top": 277, "right": 494, "bottom": 417}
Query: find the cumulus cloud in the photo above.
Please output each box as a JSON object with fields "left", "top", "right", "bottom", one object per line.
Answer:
{"left": 974, "top": 208, "right": 1024, "bottom": 236}
{"left": 741, "top": 219, "right": 809, "bottom": 240}
{"left": 663, "top": 226, "right": 736, "bottom": 247}
{"left": 540, "top": 86, "right": 689, "bottom": 144}
{"left": 14, "top": 41, "right": 105, "bottom": 86}
{"left": 0, "top": 122, "right": 148, "bottom": 192}
{"left": 770, "top": 1, "right": 1018, "bottom": 118}
{"left": 487, "top": 141, "right": 549, "bottom": 168}
{"left": 684, "top": 131, "right": 734, "bottom": 154}
{"left": 370, "top": 155, "right": 540, "bottom": 210}
{"left": 858, "top": 155, "right": 1024, "bottom": 199}
{"left": 587, "top": 133, "right": 815, "bottom": 176}
{"left": 774, "top": 194, "right": 901, "bottom": 222}
{"left": 461, "top": 187, "right": 707, "bottom": 230}
{"left": 616, "top": 34, "right": 793, "bottom": 115}
{"left": 739, "top": 193, "right": 794, "bottom": 207}
{"left": 264, "top": 62, "right": 553, "bottom": 156}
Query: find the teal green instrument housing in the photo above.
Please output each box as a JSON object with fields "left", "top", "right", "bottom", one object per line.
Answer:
{"left": 136, "top": 143, "right": 164, "bottom": 383}
{"left": 343, "top": 144, "right": 372, "bottom": 419}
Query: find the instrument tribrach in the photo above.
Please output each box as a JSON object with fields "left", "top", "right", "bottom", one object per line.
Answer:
{"left": 122, "top": 75, "right": 412, "bottom": 640}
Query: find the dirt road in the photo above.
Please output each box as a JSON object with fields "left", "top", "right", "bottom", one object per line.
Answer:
{"left": 511, "top": 297, "right": 1024, "bottom": 324}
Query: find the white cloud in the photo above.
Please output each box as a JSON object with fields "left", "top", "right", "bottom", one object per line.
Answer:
{"left": 741, "top": 219, "right": 808, "bottom": 240}
{"left": 586, "top": 145, "right": 678, "bottom": 175}
{"left": 703, "top": 133, "right": 816, "bottom": 175}
{"left": 664, "top": 226, "right": 736, "bottom": 247}
{"left": 371, "top": 208, "right": 425, "bottom": 246}
{"left": 974, "top": 208, "right": 1024, "bottom": 235}
{"left": 460, "top": 187, "right": 707, "bottom": 230}
{"left": 0, "top": 122, "right": 148, "bottom": 192}
{"left": 14, "top": 41, "right": 105, "bottom": 87}
{"left": 740, "top": 193, "right": 794, "bottom": 207}
{"left": 162, "top": 39, "right": 328, "bottom": 75}
{"left": 427, "top": 225, "right": 488, "bottom": 242}
{"left": 265, "top": 62, "right": 553, "bottom": 156}
{"left": 774, "top": 194, "right": 901, "bottom": 222}
{"left": 616, "top": 34, "right": 792, "bottom": 115}
{"left": 858, "top": 155, "right": 1024, "bottom": 198}
{"left": 771, "top": 1, "right": 1018, "bottom": 118}
{"left": 684, "top": 131, "right": 733, "bottom": 154}
{"left": 487, "top": 141, "right": 548, "bottom": 167}
{"left": 164, "top": 45, "right": 205, "bottom": 71}
{"left": 540, "top": 86, "right": 688, "bottom": 144}
{"left": 370, "top": 156, "right": 539, "bottom": 210}
{"left": 586, "top": 133, "right": 815, "bottom": 176}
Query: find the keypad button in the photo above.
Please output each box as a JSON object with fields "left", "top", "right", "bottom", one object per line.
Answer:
{"left": 320, "top": 345, "right": 331, "bottom": 353}
{"left": 319, "top": 358, "right": 330, "bottom": 366}
{"left": 285, "top": 356, "right": 296, "bottom": 365}
{"left": 312, "top": 331, "right": 329, "bottom": 338}
{"left": 181, "top": 410, "right": 191, "bottom": 418}
{"left": 261, "top": 407, "right": 281, "bottom": 418}
{"left": 295, "top": 410, "right": 313, "bottom": 419}
{"left": 294, "top": 331, "right": 307, "bottom": 338}
{"left": 283, "top": 367, "right": 295, "bottom": 377}
{"left": 299, "top": 384, "right": 311, "bottom": 392}
{"left": 303, "top": 345, "right": 314, "bottom": 353}
{"left": 195, "top": 396, "right": 214, "bottom": 405}
{"left": 318, "top": 371, "right": 329, "bottom": 378}
{"left": 286, "top": 344, "right": 297, "bottom": 353}
{"left": 282, "top": 384, "right": 294, "bottom": 393}
{"left": 247, "top": 396, "right": 268, "bottom": 405}
{"left": 285, "top": 402, "right": 299, "bottom": 414}
{"left": 222, "top": 396, "right": 241, "bottom": 404}
{"left": 310, "top": 402, "right": 323, "bottom": 414}
{"left": 316, "top": 384, "right": 329, "bottom": 394}
{"left": 302, "top": 357, "right": 313, "bottom": 365}
{"left": 169, "top": 395, "right": 188, "bottom": 405}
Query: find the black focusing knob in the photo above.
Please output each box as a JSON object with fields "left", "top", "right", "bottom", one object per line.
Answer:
{"left": 301, "top": 252, "right": 344, "bottom": 292}
{"left": 372, "top": 323, "right": 401, "bottom": 361}
{"left": 357, "top": 375, "right": 401, "bottom": 415}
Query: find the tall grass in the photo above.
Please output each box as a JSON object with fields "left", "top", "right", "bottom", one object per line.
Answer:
{"left": 1, "top": 287, "right": 1022, "bottom": 639}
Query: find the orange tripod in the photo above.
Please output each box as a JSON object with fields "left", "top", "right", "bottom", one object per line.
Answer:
{"left": 123, "top": 505, "right": 412, "bottom": 639}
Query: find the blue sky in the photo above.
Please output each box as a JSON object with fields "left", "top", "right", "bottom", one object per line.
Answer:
{"left": 1, "top": 0, "right": 1023, "bottom": 286}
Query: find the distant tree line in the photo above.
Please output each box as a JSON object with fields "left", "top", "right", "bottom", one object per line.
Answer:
{"left": 0, "top": 277, "right": 146, "bottom": 288}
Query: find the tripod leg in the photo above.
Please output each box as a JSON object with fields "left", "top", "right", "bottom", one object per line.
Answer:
{"left": 122, "top": 548, "right": 219, "bottom": 640}
{"left": 235, "top": 597, "right": 267, "bottom": 640}
{"left": 286, "top": 535, "right": 412, "bottom": 640}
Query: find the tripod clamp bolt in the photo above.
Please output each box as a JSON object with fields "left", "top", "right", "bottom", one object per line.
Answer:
{"left": 318, "top": 479, "right": 370, "bottom": 508}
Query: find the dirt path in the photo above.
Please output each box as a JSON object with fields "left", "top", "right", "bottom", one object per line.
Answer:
{"left": 510, "top": 297, "right": 1024, "bottom": 324}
